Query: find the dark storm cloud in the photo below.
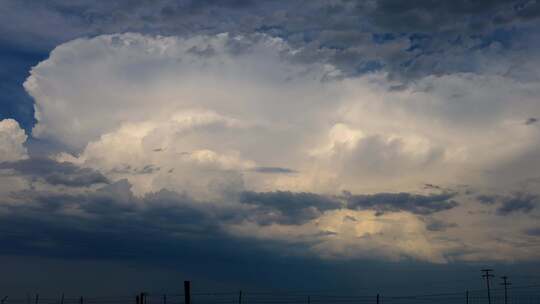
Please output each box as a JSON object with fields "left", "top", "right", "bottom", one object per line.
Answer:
{"left": 240, "top": 191, "right": 341, "bottom": 225}
{"left": 3, "top": 0, "right": 537, "bottom": 74}
{"left": 497, "top": 192, "right": 538, "bottom": 215}
{"left": 476, "top": 194, "right": 500, "bottom": 205}
{"left": 476, "top": 192, "right": 539, "bottom": 215}
{"left": 516, "top": 1, "right": 540, "bottom": 20}
{"left": 0, "top": 180, "right": 227, "bottom": 259}
{"left": 343, "top": 191, "right": 459, "bottom": 215}
{"left": 6, "top": 179, "right": 137, "bottom": 215}
{"left": 0, "top": 157, "right": 109, "bottom": 187}
{"left": 1, "top": 180, "right": 358, "bottom": 266}
{"left": 136, "top": 164, "right": 160, "bottom": 174}
{"left": 525, "top": 227, "right": 540, "bottom": 236}
{"left": 525, "top": 117, "right": 538, "bottom": 125}
{"left": 239, "top": 189, "right": 460, "bottom": 225}
{"left": 0, "top": 156, "right": 464, "bottom": 233}
{"left": 423, "top": 183, "right": 442, "bottom": 190}
{"left": 425, "top": 219, "right": 458, "bottom": 232}
{"left": 250, "top": 167, "right": 298, "bottom": 174}
{"left": 8, "top": 0, "right": 537, "bottom": 43}
{"left": 111, "top": 164, "right": 160, "bottom": 175}
{"left": 370, "top": 0, "right": 520, "bottom": 33}
{"left": 0, "top": 176, "right": 465, "bottom": 261}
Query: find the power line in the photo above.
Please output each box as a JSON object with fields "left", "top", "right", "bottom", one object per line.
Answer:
{"left": 9, "top": 283, "right": 540, "bottom": 304}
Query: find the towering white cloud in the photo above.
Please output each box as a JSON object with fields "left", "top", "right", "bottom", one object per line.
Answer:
{"left": 14, "top": 33, "right": 540, "bottom": 263}
{"left": 24, "top": 33, "right": 344, "bottom": 197}
{"left": 25, "top": 33, "right": 540, "bottom": 196}
{"left": 0, "top": 119, "right": 28, "bottom": 162}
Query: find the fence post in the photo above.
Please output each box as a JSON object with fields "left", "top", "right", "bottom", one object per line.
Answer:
{"left": 307, "top": 296, "right": 310, "bottom": 304}
{"left": 466, "top": 290, "right": 469, "bottom": 304}
{"left": 238, "top": 291, "right": 242, "bottom": 304}
{"left": 184, "top": 281, "right": 191, "bottom": 304}
{"left": 163, "top": 294, "right": 167, "bottom": 304}
{"left": 136, "top": 295, "right": 140, "bottom": 304}
{"left": 61, "top": 294, "right": 64, "bottom": 304}
{"left": 376, "top": 294, "right": 380, "bottom": 304}
{"left": 35, "top": 294, "right": 39, "bottom": 304}
{"left": 79, "top": 296, "right": 83, "bottom": 304}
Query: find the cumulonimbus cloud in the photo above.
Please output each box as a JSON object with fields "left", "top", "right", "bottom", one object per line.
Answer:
{"left": 4, "top": 32, "right": 540, "bottom": 263}
{"left": 24, "top": 33, "right": 540, "bottom": 196}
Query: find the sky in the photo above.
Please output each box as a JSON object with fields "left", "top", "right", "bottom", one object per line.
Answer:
{"left": 1, "top": 0, "right": 540, "bottom": 297}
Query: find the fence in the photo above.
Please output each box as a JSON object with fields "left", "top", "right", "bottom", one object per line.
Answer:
{"left": 2, "top": 282, "right": 539, "bottom": 304}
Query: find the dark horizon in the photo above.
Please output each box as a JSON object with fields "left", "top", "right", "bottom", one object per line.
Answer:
{"left": 2, "top": 255, "right": 539, "bottom": 297}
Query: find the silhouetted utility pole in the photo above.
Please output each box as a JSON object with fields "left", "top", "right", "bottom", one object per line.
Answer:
{"left": 238, "top": 291, "right": 242, "bottom": 304}
{"left": 184, "top": 281, "right": 191, "bottom": 304}
{"left": 466, "top": 290, "right": 469, "bottom": 304}
{"left": 376, "top": 294, "right": 380, "bottom": 304}
{"left": 80, "top": 296, "right": 83, "bottom": 304}
{"left": 163, "top": 294, "right": 167, "bottom": 304}
{"left": 501, "top": 276, "right": 511, "bottom": 304}
{"left": 307, "top": 296, "right": 310, "bottom": 304}
{"left": 35, "top": 294, "right": 39, "bottom": 304}
{"left": 482, "top": 269, "right": 495, "bottom": 304}
{"left": 60, "top": 294, "right": 64, "bottom": 304}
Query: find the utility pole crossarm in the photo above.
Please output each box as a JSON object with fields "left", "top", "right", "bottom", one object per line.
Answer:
{"left": 482, "top": 269, "right": 495, "bottom": 304}
{"left": 500, "top": 276, "right": 512, "bottom": 304}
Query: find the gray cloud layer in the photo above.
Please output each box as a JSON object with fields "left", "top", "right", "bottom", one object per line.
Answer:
{"left": 476, "top": 192, "right": 539, "bottom": 215}
{"left": 0, "top": 158, "right": 109, "bottom": 187}
{"left": 344, "top": 191, "right": 459, "bottom": 215}
{"left": 240, "top": 191, "right": 342, "bottom": 225}
{"left": 0, "top": 161, "right": 466, "bottom": 261}
{"left": 3, "top": 0, "right": 540, "bottom": 81}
